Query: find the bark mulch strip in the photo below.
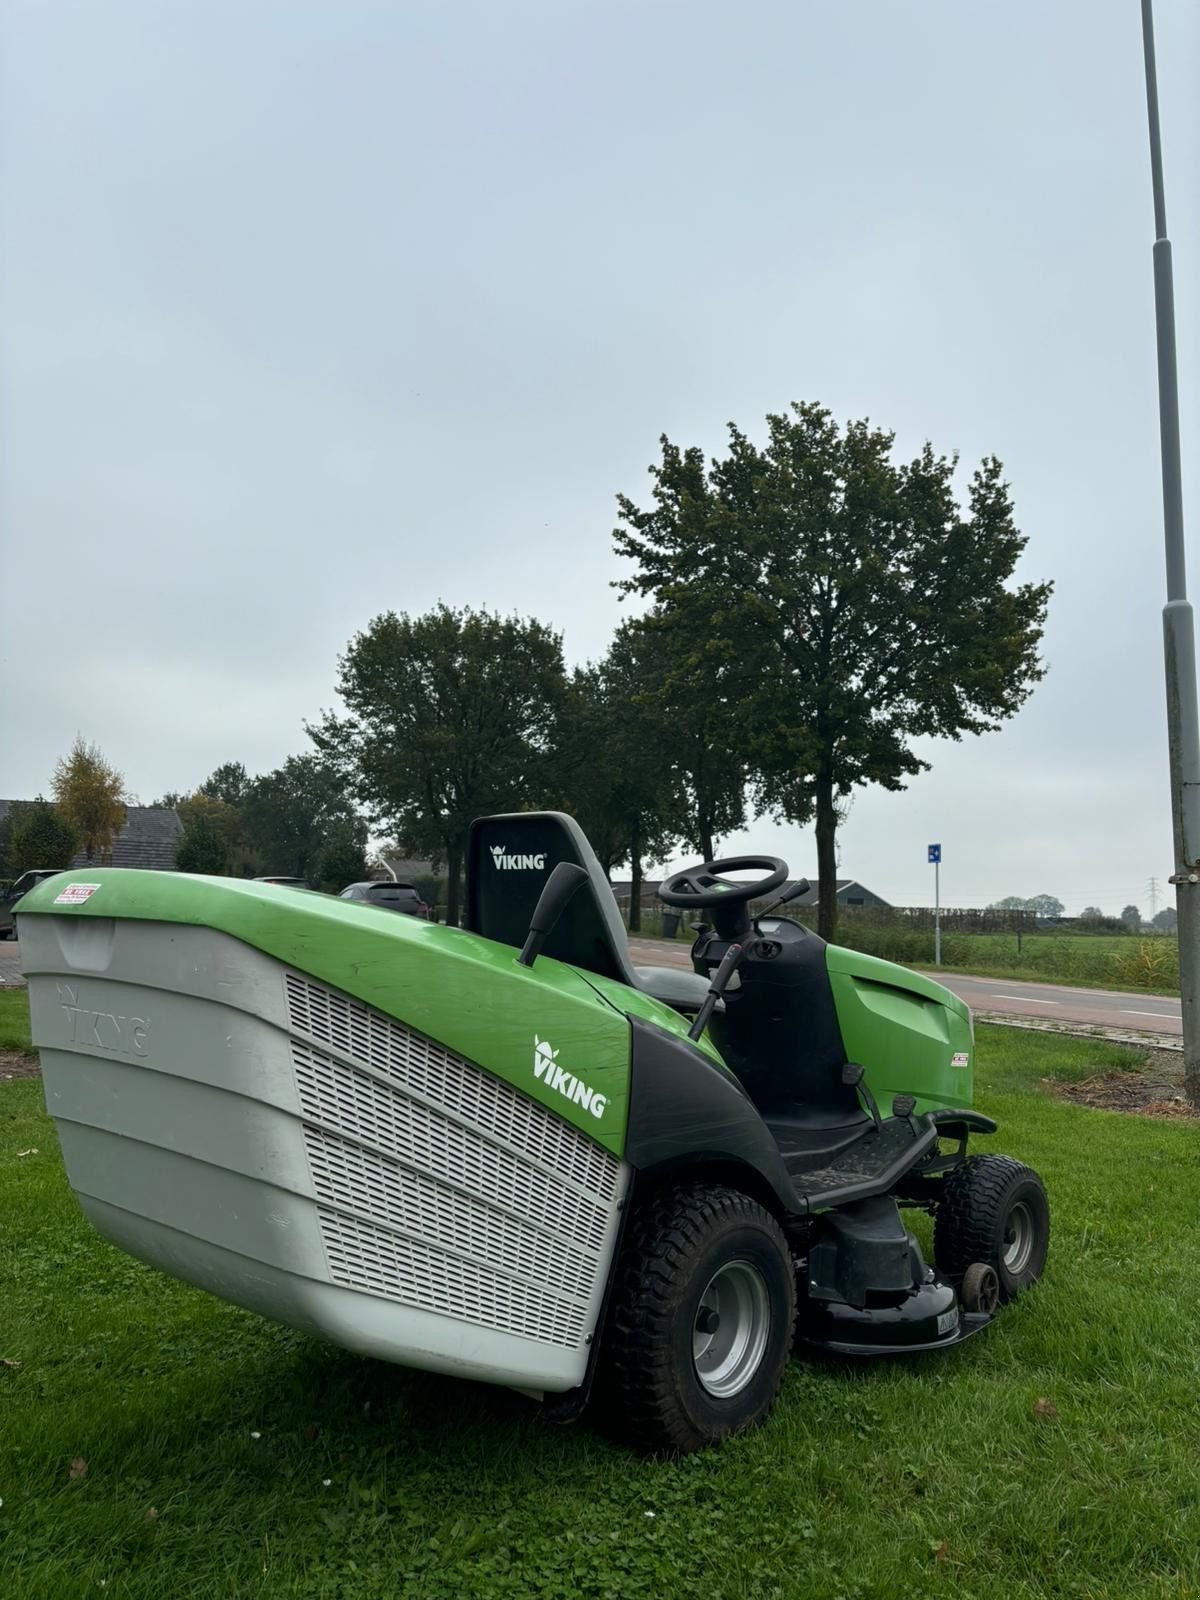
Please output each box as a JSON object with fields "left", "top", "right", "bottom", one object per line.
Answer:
{"left": 0, "top": 1048, "right": 40, "bottom": 1082}
{"left": 1048, "top": 1048, "right": 1197, "bottom": 1119}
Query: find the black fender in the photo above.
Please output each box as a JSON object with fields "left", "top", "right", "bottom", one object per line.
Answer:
{"left": 624, "top": 1017, "right": 800, "bottom": 1217}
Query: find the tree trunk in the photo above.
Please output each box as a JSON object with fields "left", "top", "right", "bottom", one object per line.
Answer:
{"left": 815, "top": 776, "right": 838, "bottom": 943}
{"left": 699, "top": 823, "right": 715, "bottom": 863}
{"left": 628, "top": 821, "right": 643, "bottom": 932}
{"left": 445, "top": 838, "right": 463, "bottom": 927}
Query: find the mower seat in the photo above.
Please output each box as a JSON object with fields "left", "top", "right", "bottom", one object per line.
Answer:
{"left": 465, "top": 811, "right": 713, "bottom": 1016}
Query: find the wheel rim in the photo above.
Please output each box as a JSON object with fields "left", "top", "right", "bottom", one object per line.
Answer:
{"left": 1003, "top": 1200, "right": 1035, "bottom": 1275}
{"left": 692, "top": 1260, "right": 771, "bottom": 1399}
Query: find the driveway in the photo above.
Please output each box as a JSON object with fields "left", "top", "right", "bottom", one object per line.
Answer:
{"left": 0, "top": 938, "right": 25, "bottom": 987}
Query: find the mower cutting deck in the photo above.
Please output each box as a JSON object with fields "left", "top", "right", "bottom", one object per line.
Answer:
{"left": 18, "top": 810, "right": 1048, "bottom": 1453}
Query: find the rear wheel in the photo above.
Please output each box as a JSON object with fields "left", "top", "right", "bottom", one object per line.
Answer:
{"left": 935, "top": 1155, "right": 1049, "bottom": 1302}
{"left": 603, "top": 1184, "right": 795, "bottom": 1454}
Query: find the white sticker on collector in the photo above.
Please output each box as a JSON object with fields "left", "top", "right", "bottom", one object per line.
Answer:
{"left": 54, "top": 883, "right": 101, "bottom": 905}
{"left": 951, "top": 1051, "right": 970, "bottom": 1068}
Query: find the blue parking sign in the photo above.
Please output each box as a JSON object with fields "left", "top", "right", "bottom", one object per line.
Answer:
{"left": 928, "top": 844, "right": 941, "bottom": 864}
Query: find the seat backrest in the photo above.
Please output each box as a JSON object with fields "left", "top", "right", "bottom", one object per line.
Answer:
{"left": 465, "top": 811, "right": 639, "bottom": 985}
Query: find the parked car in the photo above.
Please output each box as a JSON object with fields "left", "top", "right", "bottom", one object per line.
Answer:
{"left": 338, "top": 881, "right": 433, "bottom": 920}
{"left": 253, "top": 875, "right": 309, "bottom": 889}
{"left": 0, "top": 869, "right": 64, "bottom": 939}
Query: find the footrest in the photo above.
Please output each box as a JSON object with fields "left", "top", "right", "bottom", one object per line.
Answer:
{"left": 783, "top": 1116, "right": 939, "bottom": 1209}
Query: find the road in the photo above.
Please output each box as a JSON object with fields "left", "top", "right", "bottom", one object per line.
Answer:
{"left": 917, "top": 971, "right": 1180, "bottom": 1035}
{"left": 627, "top": 937, "right": 1183, "bottom": 1038}
{"left": 3, "top": 932, "right": 1183, "bottom": 1037}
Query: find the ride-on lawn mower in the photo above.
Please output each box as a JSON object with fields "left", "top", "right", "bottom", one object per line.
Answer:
{"left": 18, "top": 811, "right": 1048, "bottom": 1453}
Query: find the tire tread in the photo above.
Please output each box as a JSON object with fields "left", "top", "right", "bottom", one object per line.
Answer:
{"left": 603, "top": 1184, "right": 794, "bottom": 1454}
{"left": 935, "top": 1153, "right": 1049, "bottom": 1301}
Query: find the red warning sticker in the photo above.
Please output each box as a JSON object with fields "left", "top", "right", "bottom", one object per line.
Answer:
{"left": 53, "top": 883, "right": 101, "bottom": 906}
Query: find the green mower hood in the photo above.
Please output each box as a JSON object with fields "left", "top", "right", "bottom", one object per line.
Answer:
{"left": 17, "top": 869, "right": 718, "bottom": 1158}
{"left": 825, "top": 943, "right": 975, "bottom": 1113}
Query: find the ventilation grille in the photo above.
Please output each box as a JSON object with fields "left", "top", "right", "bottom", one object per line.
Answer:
{"left": 303, "top": 1126, "right": 599, "bottom": 1302}
{"left": 285, "top": 971, "right": 618, "bottom": 1201}
{"left": 284, "top": 974, "right": 623, "bottom": 1347}
{"left": 318, "top": 1207, "right": 586, "bottom": 1347}
{"left": 292, "top": 1041, "right": 611, "bottom": 1255}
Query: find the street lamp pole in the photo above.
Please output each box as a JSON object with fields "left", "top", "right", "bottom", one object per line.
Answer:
{"left": 1140, "top": 0, "right": 1200, "bottom": 1105}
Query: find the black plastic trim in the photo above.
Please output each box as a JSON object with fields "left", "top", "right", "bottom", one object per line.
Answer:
{"left": 540, "top": 1179, "right": 633, "bottom": 1424}
{"left": 624, "top": 1016, "right": 801, "bottom": 1217}
{"left": 800, "top": 1310, "right": 992, "bottom": 1358}
{"left": 929, "top": 1109, "right": 998, "bottom": 1135}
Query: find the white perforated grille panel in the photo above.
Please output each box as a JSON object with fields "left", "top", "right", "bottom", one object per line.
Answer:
{"left": 286, "top": 974, "right": 623, "bottom": 1349}
{"left": 303, "top": 1126, "right": 600, "bottom": 1301}
{"left": 317, "top": 1207, "right": 586, "bottom": 1347}
{"left": 286, "top": 973, "right": 619, "bottom": 1201}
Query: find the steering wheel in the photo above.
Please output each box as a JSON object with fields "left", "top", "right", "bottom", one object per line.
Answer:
{"left": 658, "top": 855, "right": 788, "bottom": 909}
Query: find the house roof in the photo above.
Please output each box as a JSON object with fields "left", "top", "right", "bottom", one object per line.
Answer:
{"left": 783, "top": 877, "right": 850, "bottom": 906}
{"left": 376, "top": 856, "right": 436, "bottom": 880}
{"left": 0, "top": 801, "right": 183, "bottom": 871}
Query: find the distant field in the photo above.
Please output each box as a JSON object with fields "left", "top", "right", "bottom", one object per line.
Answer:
{"left": 845, "top": 931, "right": 1179, "bottom": 993}
{"left": 633, "top": 914, "right": 1180, "bottom": 993}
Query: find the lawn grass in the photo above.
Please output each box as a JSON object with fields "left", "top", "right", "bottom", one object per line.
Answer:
{"left": 2, "top": 1027, "right": 1199, "bottom": 1599}
{"left": 0, "top": 987, "right": 34, "bottom": 1054}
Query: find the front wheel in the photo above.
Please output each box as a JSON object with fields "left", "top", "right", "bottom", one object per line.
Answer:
{"left": 602, "top": 1184, "right": 795, "bottom": 1454}
{"left": 935, "top": 1155, "right": 1049, "bottom": 1302}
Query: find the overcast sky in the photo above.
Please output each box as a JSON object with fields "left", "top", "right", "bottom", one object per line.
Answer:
{"left": 2, "top": 0, "right": 1197, "bottom": 915}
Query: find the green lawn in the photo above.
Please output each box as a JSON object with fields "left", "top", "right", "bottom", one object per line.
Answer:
{"left": 2, "top": 1021, "right": 1199, "bottom": 1599}
{"left": 0, "top": 987, "right": 34, "bottom": 1053}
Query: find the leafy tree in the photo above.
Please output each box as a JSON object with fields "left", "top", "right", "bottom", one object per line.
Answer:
{"left": 990, "top": 894, "right": 1064, "bottom": 918}
{"left": 158, "top": 790, "right": 255, "bottom": 877}
{"left": 7, "top": 799, "right": 81, "bottom": 876}
{"left": 309, "top": 825, "right": 369, "bottom": 893}
{"left": 413, "top": 872, "right": 448, "bottom": 911}
{"left": 52, "top": 737, "right": 127, "bottom": 862}
{"left": 175, "top": 807, "right": 229, "bottom": 874}
{"left": 191, "top": 769, "right": 260, "bottom": 875}
{"left": 610, "top": 613, "right": 745, "bottom": 862}
{"left": 0, "top": 807, "right": 20, "bottom": 878}
{"left": 552, "top": 666, "right": 633, "bottom": 876}
{"left": 554, "top": 629, "right": 682, "bottom": 929}
{"left": 1080, "top": 906, "right": 1104, "bottom": 923}
{"left": 599, "top": 623, "right": 687, "bottom": 929}
{"left": 311, "top": 606, "right": 568, "bottom": 925}
{"left": 1152, "top": 905, "right": 1178, "bottom": 933}
{"left": 198, "top": 761, "right": 251, "bottom": 808}
{"left": 1026, "top": 894, "right": 1065, "bottom": 919}
{"left": 240, "top": 755, "right": 366, "bottom": 883}
{"left": 615, "top": 404, "right": 1051, "bottom": 939}
{"left": 1120, "top": 904, "right": 1142, "bottom": 931}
